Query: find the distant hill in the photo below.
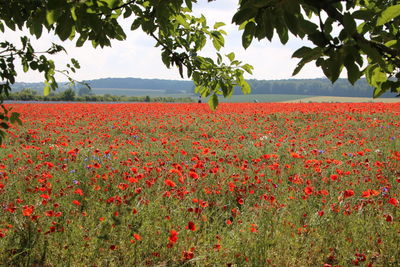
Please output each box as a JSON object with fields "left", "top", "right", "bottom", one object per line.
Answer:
{"left": 11, "top": 77, "right": 398, "bottom": 98}
{"left": 88, "top": 77, "right": 193, "bottom": 93}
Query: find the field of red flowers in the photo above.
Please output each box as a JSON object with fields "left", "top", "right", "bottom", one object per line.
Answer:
{"left": 0, "top": 103, "right": 399, "bottom": 266}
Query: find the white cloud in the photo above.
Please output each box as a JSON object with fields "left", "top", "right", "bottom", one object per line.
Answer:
{"left": 3, "top": 1, "right": 325, "bottom": 83}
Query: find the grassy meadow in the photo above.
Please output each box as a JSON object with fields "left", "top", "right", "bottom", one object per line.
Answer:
{"left": 0, "top": 103, "right": 399, "bottom": 266}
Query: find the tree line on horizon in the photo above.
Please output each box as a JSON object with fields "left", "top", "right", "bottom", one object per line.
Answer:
{"left": 4, "top": 88, "right": 194, "bottom": 103}
{"left": 11, "top": 77, "right": 398, "bottom": 98}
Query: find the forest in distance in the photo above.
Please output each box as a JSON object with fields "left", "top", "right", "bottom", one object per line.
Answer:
{"left": 11, "top": 77, "right": 399, "bottom": 98}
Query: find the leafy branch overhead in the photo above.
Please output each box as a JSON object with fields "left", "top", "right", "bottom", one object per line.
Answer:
{"left": 0, "top": 0, "right": 400, "bottom": 142}
{"left": 231, "top": 0, "right": 400, "bottom": 98}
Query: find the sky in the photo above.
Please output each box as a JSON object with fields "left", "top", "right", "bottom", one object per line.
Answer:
{"left": 3, "top": 0, "right": 325, "bottom": 83}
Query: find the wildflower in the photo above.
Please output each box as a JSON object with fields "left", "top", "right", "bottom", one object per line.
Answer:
{"left": 304, "top": 186, "right": 313, "bottom": 195}
{"left": 388, "top": 198, "right": 398, "bottom": 206}
{"left": 22, "top": 205, "right": 34, "bottom": 216}
{"left": 343, "top": 189, "right": 354, "bottom": 198}
{"left": 183, "top": 250, "right": 194, "bottom": 260}
{"left": 189, "top": 171, "right": 199, "bottom": 179}
{"left": 164, "top": 179, "right": 176, "bottom": 187}
{"left": 74, "top": 188, "right": 84, "bottom": 196}
{"left": 167, "top": 229, "right": 178, "bottom": 247}
{"left": 133, "top": 233, "right": 141, "bottom": 241}
{"left": 187, "top": 221, "right": 196, "bottom": 231}
{"left": 40, "top": 194, "right": 50, "bottom": 199}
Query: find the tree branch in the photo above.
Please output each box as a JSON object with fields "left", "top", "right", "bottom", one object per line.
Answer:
{"left": 318, "top": 3, "right": 400, "bottom": 64}
{"left": 111, "top": 0, "right": 137, "bottom": 11}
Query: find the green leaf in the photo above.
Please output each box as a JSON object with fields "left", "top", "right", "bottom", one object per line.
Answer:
{"left": 373, "top": 86, "right": 383, "bottom": 98}
{"left": 22, "top": 60, "right": 29, "bottom": 72}
{"left": 123, "top": 7, "right": 132, "bottom": 18}
{"left": 214, "top": 22, "right": 225, "bottom": 29}
{"left": 366, "top": 65, "right": 387, "bottom": 88}
{"left": 292, "top": 46, "right": 313, "bottom": 58}
{"left": 344, "top": 59, "right": 361, "bottom": 85}
{"left": 283, "top": 11, "right": 298, "bottom": 36}
{"left": 232, "top": 8, "right": 257, "bottom": 25}
{"left": 131, "top": 18, "right": 141, "bottom": 31}
{"left": 291, "top": 47, "right": 323, "bottom": 76}
{"left": 56, "top": 16, "right": 73, "bottom": 41}
{"left": 298, "top": 19, "right": 318, "bottom": 35}
{"left": 343, "top": 12, "right": 357, "bottom": 35}
{"left": 30, "top": 20, "right": 43, "bottom": 39}
{"left": 194, "top": 85, "right": 202, "bottom": 94}
{"left": 242, "top": 21, "right": 255, "bottom": 49}
{"left": 103, "top": 0, "right": 120, "bottom": 9}
{"left": 184, "top": 0, "right": 192, "bottom": 10}
{"left": 240, "top": 80, "right": 251, "bottom": 94}
{"left": 212, "top": 35, "right": 222, "bottom": 51}
{"left": 175, "top": 15, "right": 190, "bottom": 28}
{"left": 186, "top": 65, "right": 192, "bottom": 78}
{"left": 0, "top": 122, "right": 9, "bottom": 130}
{"left": 216, "top": 53, "right": 222, "bottom": 64}
{"left": 241, "top": 64, "right": 253, "bottom": 74}
{"left": 262, "top": 10, "right": 274, "bottom": 41}
{"left": 384, "top": 40, "right": 397, "bottom": 47}
{"left": 10, "top": 112, "right": 22, "bottom": 125}
{"left": 46, "top": 10, "right": 56, "bottom": 25}
{"left": 292, "top": 60, "right": 307, "bottom": 76}
{"left": 353, "top": 9, "right": 374, "bottom": 20}
{"left": 208, "top": 93, "right": 219, "bottom": 111}
{"left": 178, "top": 62, "right": 184, "bottom": 78}
{"left": 44, "top": 83, "right": 51, "bottom": 96}
{"left": 211, "top": 40, "right": 221, "bottom": 51}
{"left": 76, "top": 35, "right": 87, "bottom": 47}
{"left": 357, "top": 41, "right": 383, "bottom": 64}
{"left": 226, "top": 52, "right": 235, "bottom": 62}
{"left": 324, "top": 53, "right": 343, "bottom": 83}
{"left": 161, "top": 51, "right": 170, "bottom": 68}
{"left": 377, "top": 4, "right": 400, "bottom": 26}
{"left": 276, "top": 24, "right": 289, "bottom": 44}
{"left": 219, "top": 81, "right": 230, "bottom": 97}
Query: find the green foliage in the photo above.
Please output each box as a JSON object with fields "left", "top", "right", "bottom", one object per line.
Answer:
{"left": 4, "top": 89, "right": 194, "bottom": 103}
{"left": 1, "top": 0, "right": 400, "bottom": 143}
{"left": 61, "top": 88, "right": 76, "bottom": 101}
{"left": 232, "top": 0, "right": 400, "bottom": 95}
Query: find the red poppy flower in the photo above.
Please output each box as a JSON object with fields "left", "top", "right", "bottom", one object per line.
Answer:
{"left": 343, "top": 189, "right": 354, "bottom": 198}
{"left": 183, "top": 250, "right": 194, "bottom": 260}
{"left": 304, "top": 186, "right": 313, "bottom": 195}
{"left": 133, "top": 233, "right": 141, "bottom": 241}
{"left": 189, "top": 171, "right": 199, "bottom": 179}
{"left": 388, "top": 198, "right": 398, "bottom": 206}
{"left": 164, "top": 179, "right": 176, "bottom": 187}
{"left": 187, "top": 221, "right": 196, "bottom": 231}
{"left": 74, "top": 188, "right": 84, "bottom": 196}
{"left": 168, "top": 229, "right": 178, "bottom": 245}
{"left": 40, "top": 194, "right": 50, "bottom": 199}
{"left": 22, "top": 205, "right": 34, "bottom": 216}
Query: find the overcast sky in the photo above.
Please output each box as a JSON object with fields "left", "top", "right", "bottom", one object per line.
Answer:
{"left": 4, "top": 0, "right": 325, "bottom": 83}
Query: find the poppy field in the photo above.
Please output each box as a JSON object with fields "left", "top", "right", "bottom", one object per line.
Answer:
{"left": 0, "top": 103, "right": 399, "bottom": 266}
